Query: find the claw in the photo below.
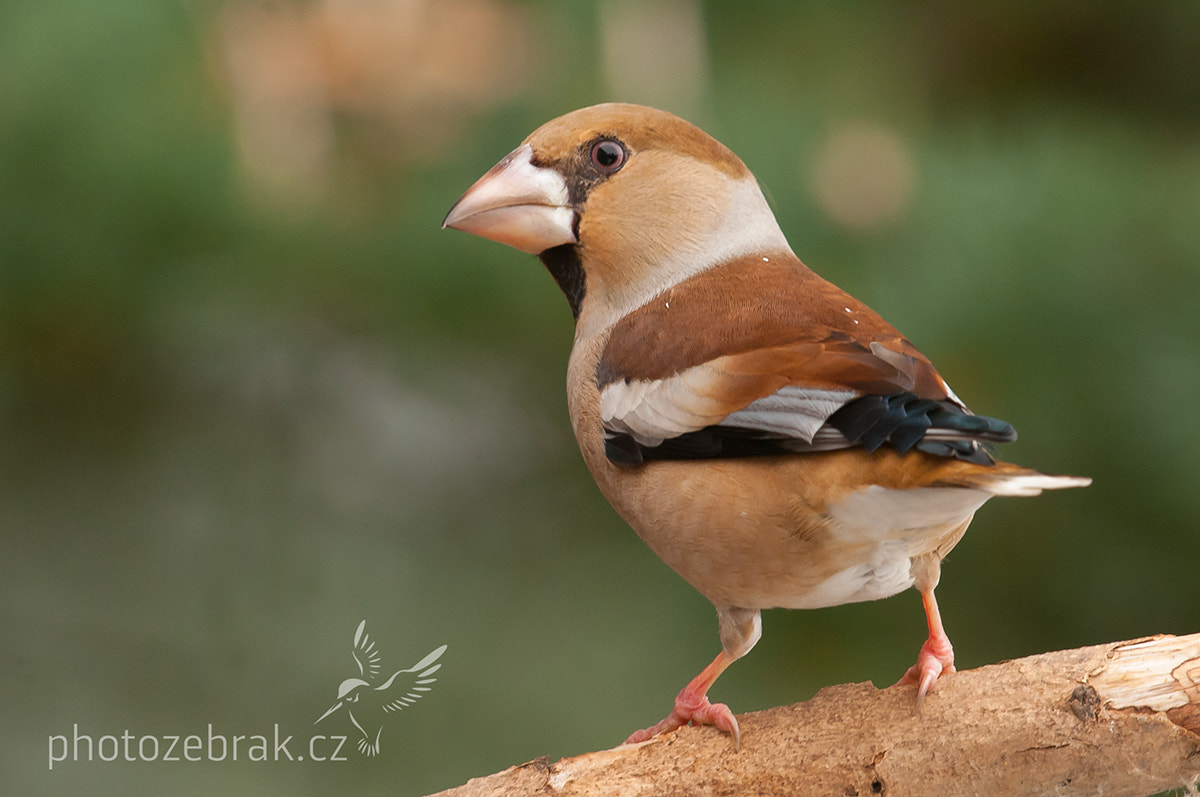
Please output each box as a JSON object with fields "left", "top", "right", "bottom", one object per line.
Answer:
{"left": 916, "top": 662, "right": 941, "bottom": 706}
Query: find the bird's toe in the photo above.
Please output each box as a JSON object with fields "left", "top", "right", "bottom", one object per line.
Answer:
{"left": 624, "top": 691, "right": 740, "bottom": 747}
{"left": 894, "top": 634, "right": 956, "bottom": 707}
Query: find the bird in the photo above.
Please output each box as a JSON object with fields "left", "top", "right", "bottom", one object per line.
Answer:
{"left": 442, "top": 103, "right": 1090, "bottom": 747}
{"left": 315, "top": 620, "right": 446, "bottom": 755}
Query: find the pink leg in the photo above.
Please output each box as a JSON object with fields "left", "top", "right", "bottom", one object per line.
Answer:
{"left": 624, "top": 650, "right": 741, "bottom": 746}
{"left": 894, "top": 587, "right": 956, "bottom": 706}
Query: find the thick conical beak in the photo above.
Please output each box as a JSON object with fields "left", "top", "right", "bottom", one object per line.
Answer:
{"left": 442, "top": 143, "right": 576, "bottom": 255}
{"left": 314, "top": 700, "right": 344, "bottom": 725}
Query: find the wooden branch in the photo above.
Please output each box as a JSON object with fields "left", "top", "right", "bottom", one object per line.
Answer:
{"left": 430, "top": 633, "right": 1200, "bottom": 797}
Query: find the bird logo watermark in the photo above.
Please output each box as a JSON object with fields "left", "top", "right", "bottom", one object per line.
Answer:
{"left": 315, "top": 620, "right": 446, "bottom": 756}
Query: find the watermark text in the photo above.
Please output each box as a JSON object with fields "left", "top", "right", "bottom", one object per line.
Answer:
{"left": 48, "top": 724, "right": 347, "bottom": 770}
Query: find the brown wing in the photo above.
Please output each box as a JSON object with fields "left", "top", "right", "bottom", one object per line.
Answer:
{"left": 597, "top": 252, "right": 960, "bottom": 447}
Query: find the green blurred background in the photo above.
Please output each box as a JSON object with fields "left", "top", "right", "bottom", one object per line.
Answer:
{"left": 3, "top": 1, "right": 1198, "bottom": 794}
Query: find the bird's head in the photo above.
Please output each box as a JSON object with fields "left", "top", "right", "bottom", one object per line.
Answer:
{"left": 336, "top": 677, "right": 369, "bottom": 701}
{"left": 314, "top": 677, "right": 369, "bottom": 725}
{"left": 443, "top": 103, "right": 790, "bottom": 332}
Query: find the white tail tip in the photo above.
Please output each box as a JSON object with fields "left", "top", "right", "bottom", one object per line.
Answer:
{"left": 988, "top": 474, "right": 1093, "bottom": 497}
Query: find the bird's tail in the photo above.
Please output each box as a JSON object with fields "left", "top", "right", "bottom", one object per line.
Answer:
{"left": 951, "top": 461, "right": 1092, "bottom": 496}
{"left": 357, "top": 727, "right": 383, "bottom": 757}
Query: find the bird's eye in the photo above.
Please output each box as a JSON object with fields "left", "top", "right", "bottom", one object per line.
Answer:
{"left": 589, "top": 139, "right": 626, "bottom": 173}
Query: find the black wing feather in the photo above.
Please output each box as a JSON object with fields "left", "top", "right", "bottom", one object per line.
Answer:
{"left": 606, "top": 391, "right": 1016, "bottom": 468}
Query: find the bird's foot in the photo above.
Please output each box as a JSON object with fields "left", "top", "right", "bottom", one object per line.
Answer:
{"left": 624, "top": 688, "right": 740, "bottom": 747}
{"left": 894, "top": 632, "right": 955, "bottom": 706}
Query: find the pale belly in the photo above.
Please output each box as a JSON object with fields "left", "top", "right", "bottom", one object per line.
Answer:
{"left": 770, "top": 485, "right": 994, "bottom": 609}
{"left": 770, "top": 540, "right": 922, "bottom": 610}
{"left": 601, "top": 455, "right": 994, "bottom": 611}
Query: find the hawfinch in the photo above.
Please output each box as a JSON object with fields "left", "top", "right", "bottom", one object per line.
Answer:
{"left": 443, "top": 103, "right": 1090, "bottom": 746}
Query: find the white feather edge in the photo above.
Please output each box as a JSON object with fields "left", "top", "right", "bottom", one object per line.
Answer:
{"left": 981, "top": 473, "right": 1093, "bottom": 496}
{"left": 600, "top": 376, "right": 858, "bottom": 446}
{"left": 718, "top": 386, "right": 858, "bottom": 438}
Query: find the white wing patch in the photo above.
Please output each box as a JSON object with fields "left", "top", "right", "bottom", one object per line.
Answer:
{"left": 718, "top": 385, "right": 858, "bottom": 441}
{"left": 600, "top": 371, "right": 731, "bottom": 445}
{"left": 600, "top": 369, "right": 858, "bottom": 446}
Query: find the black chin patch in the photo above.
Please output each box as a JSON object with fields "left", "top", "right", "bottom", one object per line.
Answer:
{"left": 539, "top": 244, "right": 587, "bottom": 319}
